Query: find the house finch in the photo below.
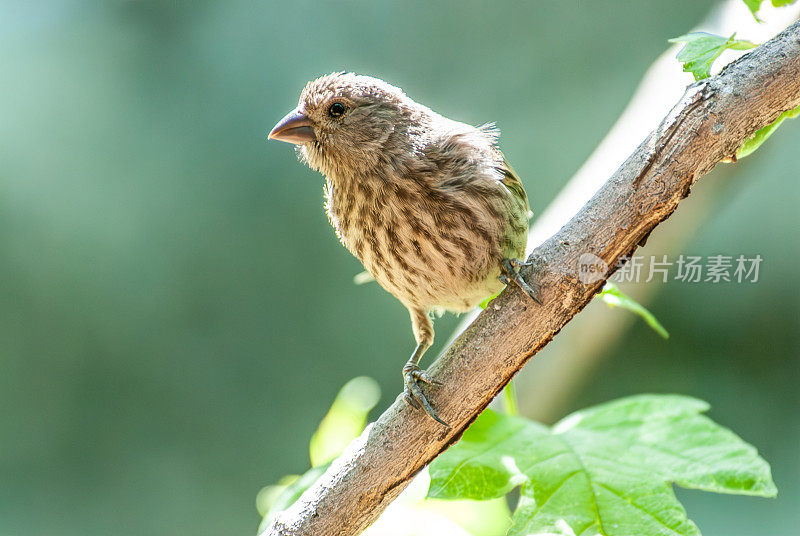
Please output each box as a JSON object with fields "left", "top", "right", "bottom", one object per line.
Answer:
{"left": 269, "top": 73, "right": 537, "bottom": 426}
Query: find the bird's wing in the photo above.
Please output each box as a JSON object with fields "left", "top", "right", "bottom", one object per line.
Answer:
{"left": 497, "top": 156, "right": 532, "bottom": 218}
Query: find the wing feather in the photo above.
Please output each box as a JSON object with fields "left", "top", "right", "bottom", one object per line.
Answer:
{"left": 497, "top": 156, "right": 532, "bottom": 219}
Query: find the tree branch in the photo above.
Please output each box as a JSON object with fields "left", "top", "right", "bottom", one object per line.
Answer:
{"left": 449, "top": 2, "right": 800, "bottom": 423}
{"left": 514, "top": 2, "right": 800, "bottom": 421}
{"left": 263, "top": 20, "right": 800, "bottom": 536}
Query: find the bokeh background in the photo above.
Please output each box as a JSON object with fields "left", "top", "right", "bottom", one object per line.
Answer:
{"left": 1, "top": 1, "right": 797, "bottom": 535}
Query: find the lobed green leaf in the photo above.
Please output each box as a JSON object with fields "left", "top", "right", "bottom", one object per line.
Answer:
{"left": 668, "top": 32, "right": 757, "bottom": 81}
{"left": 429, "top": 395, "right": 776, "bottom": 536}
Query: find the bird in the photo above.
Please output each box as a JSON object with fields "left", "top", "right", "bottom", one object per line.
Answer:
{"left": 268, "top": 72, "right": 538, "bottom": 426}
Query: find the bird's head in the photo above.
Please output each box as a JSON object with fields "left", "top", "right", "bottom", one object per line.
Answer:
{"left": 268, "top": 73, "right": 414, "bottom": 176}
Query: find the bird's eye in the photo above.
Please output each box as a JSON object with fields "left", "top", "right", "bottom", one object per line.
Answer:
{"left": 328, "top": 102, "right": 347, "bottom": 118}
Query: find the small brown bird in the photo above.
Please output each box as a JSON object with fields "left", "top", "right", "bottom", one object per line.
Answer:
{"left": 269, "top": 73, "right": 537, "bottom": 425}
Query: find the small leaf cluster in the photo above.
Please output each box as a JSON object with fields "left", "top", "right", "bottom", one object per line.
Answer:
{"left": 668, "top": 0, "right": 799, "bottom": 160}
{"left": 257, "top": 381, "right": 776, "bottom": 536}
{"left": 743, "top": 0, "right": 798, "bottom": 21}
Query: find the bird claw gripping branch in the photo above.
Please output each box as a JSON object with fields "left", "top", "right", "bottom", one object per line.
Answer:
{"left": 402, "top": 362, "right": 448, "bottom": 427}
{"left": 500, "top": 258, "right": 542, "bottom": 305}
{"left": 401, "top": 259, "right": 540, "bottom": 427}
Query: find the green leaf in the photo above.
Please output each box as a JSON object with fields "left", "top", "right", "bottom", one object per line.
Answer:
{"left": 365, "top": 468, "right": 512, "bottom": 536}
{"left": 257, "top": 376, "right": 512, "bottom": 536}
{"left": 669, "top": 32, "right": 757, "bottom": 81}
{"left": 428, "top": 395, "right": 776, "bottom": 536}
{"left": 256, "top": 376, "right": 380, "bottom": 532}
{"left": 733, "top": 104, "right": 800, "bottom": 159}
{"left": 503, "top": 379, "right": 519, "bottom": 416}
{"left": 309, "top": 376, "right": 380, "bottom": 467}
{"left": 598, "top": 282, "right": 669, "bottom": 339}
{"left": 257, "top": 464, "right": 329, "bottom": 532}
{"left": 742, "top": 0, "right": 799, "bottom": 20}
{"left": 257, "top": 377, "right": 380, "bottom": 530}
{"left": 742, "top": 0, "right": 764, "bottom": 19}
{"left": 478, "top": 290, "right": 502, "bottom": 310}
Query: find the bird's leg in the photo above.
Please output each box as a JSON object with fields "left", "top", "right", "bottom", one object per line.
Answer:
{"left": 402, "top": 308, "right": 449, "bottom": 427}
{"left": 500, "top": 258, "right": 542, "bottom": 304}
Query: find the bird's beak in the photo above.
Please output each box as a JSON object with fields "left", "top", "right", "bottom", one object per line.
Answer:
{"left": 268, "top": 109, "right": 316, "bottom": 145}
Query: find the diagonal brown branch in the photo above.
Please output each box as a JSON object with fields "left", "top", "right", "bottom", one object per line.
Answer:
{"left": 263, "top": 20, "right": 800, "bottom": 536}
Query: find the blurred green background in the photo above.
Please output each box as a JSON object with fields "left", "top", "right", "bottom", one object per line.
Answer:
{"left": 1, "top": 1, "right": 797, "bottom": 535}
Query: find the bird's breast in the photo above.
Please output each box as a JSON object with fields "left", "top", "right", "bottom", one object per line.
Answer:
{"left": 324, "top": 174, "right": 527, "bottom": 312}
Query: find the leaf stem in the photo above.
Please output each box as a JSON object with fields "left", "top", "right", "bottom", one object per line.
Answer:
{"left": 503, "top": 380, "right": 518, "bottom": 416}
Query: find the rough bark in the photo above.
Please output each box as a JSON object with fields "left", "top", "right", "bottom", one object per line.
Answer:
{"left": 263, "top": 20, "right": 800, "bottom": 536}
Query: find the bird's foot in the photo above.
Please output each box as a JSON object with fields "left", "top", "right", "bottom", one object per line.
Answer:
{"left": 500, "top": 258, "right": 542, "bottom": 304}
{"left": 402, "top": 364, "right": 449, "bottom": 427}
